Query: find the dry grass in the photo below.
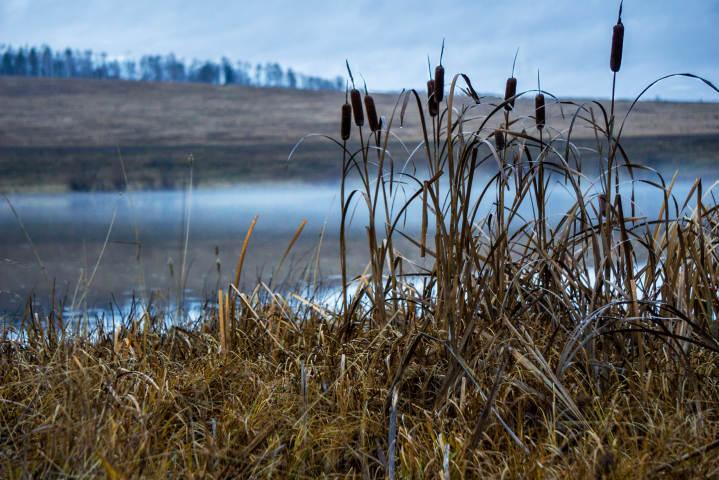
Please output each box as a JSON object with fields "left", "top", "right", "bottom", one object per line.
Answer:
{"left": 1, "top": 76, "right": 719, "bottom": 149}
{"left": 4, "top": 12, "right": 719, "bottom": 480}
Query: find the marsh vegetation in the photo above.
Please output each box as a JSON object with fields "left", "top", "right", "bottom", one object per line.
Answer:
{"left": 2, "top": 7, "right": 719, "bottom": 478}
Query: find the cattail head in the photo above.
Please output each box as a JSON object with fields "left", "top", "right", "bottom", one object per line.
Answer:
{"left": 595, "top": 452, "right": 616, "bottom": 477}
{"left": 610, "top": 3, "right": 624, "bottom": 72}
{"left": 434, "top": 66, "right": 444, "bottom": 103}
{"left": 598, "top": 194, "right": 608, "bottom": 217}
{"left": 504, "top": 77, "right": 517, "bottom": 110}
{"left": 350, "top": 88, "right": 364, "bottom": 127}
{"left": 364, "top": 95, "right": 379, "bottom": 132}
{"left": 535, "top": 93, "right": 545, "bottom": 130}
{"left": 494, "top": 128, "right": 506, "bottom": 151}
{"left": 610, "top": 24, "right": 624, "bottom": 72}
{"left": 427, "top": 79, "right": 439, "bottom": 117}
{"left": 575, "top": 393, "right": 594, "bottom": 408}
{"left": 341, "top": 103, "right": 352, "bottom": 140}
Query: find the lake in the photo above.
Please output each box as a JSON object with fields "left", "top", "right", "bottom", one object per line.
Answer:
{"left": 1, "top": 167, "right": 715, "bottom": 317}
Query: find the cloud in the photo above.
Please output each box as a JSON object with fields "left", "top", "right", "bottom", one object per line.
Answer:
{"left": 1, "top": 0, "right": 717, "bottom": 100}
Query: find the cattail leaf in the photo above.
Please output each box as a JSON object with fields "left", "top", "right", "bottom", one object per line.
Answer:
{"left": 461, "top": 74, "right": 481, "bottom": 103}
{"left": 286, "top": 133, "right": 354, "bottom": 170}
{"left": 613, "top": 73, "right": 719, "bottom": 156}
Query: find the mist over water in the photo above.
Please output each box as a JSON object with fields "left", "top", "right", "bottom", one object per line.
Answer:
{"left": 1, "top": 162, "right": 714, "bottom": 316}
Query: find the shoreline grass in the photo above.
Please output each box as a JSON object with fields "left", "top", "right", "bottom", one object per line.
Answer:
{"left": 3, "top": 6, "right": 719, "bottom": 478}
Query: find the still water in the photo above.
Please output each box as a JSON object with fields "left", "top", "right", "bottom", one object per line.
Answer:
{"left": 0, "top": 173, "right": 714, "bottom": 316}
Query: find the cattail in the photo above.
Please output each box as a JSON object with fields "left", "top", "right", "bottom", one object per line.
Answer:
{"left": 575, "top": 392, "right": 594, "bottom": 408}
{"left": 535, "top": 93, "right": 545, "bottom": 130}
{"left": 598, "top": 194, "right": 608, "bottom": 217}
{"left": 494, "top": 129, "right": 505, "bottom": 151}
{"left": 350, "top": 88, "right": 364, "bottom": 127}
{"left": 610, "top": 3, "right": 624, "bottom": 72}
{"left": 341, "top": 103, "right": 351, "bottom": 140}
{"left": 364, "top": 95, "right": 379, "bottom": 132}
{"left": 504, "top": 77, "right": 517, "bottom": 110}
{"left": 434, "top": 65, "right": 444, "bottom": 103}
{"left": 427, "top": 79, "right": 439, "bottom": 117}
{"left": 595, "top": 452, "right": 616, "bottom": 477}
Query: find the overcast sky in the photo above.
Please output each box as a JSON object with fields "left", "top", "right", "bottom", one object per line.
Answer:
{"left": 1, "top": 0, "right": 718, "bottom": 101}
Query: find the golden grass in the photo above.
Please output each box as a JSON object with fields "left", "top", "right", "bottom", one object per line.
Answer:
{"left": 3, "top": 7, "right": 719, "bottom": 479}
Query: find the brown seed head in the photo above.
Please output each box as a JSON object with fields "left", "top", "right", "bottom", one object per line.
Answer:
{"left": 610, "top": 22, "right": 624, "bottom": 72}
{"left": 596, "top": 452, "right": 616, "bottom": 477}
{"left": 598, "top": 194, "right": 608, "bottom": 217}
{"left": 427, "top": 80, "right": 439, "bottom": 117}
{"left": 341, "top": 103, "right": 352, "bottom": 141}
{"left": 575, "top": 392, "right": 594, "bottom": 408}
{"left": 364, "top": 95, "right": 379, "bottom": 132}
{"left": 504, "top": 77, "right": 517, "bottom": 110}
{"left": 494, "top": 129, "right": 506, "bottom": 151}
{"left": 535, "top": 93, "right": 545, "bottom": 130}
{"left": 350, "top": 88, "right": 364, "bottom": 127}
{"left": 434, "top": 66, "right": 444, "bottom": 103}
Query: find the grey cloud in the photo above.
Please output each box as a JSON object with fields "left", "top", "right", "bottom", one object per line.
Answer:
{"left": 0, "top": 0, "right": 717, "bottom": 100}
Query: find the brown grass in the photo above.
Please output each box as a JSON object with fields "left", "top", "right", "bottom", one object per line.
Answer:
{"left": 3, "top": 9, "right": 719, "bottom": 478}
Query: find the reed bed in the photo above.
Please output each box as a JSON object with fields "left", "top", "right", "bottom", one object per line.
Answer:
{"left": 3, "top": 6, "right": 719, "bottom": 478}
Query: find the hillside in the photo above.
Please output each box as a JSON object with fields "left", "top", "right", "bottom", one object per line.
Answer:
{"left": 1, "top": 76, "right": 719, "bottom": 191}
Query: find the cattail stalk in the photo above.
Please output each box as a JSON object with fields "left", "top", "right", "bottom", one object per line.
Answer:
{"left": 421, "top": 182, "right": 428, "bottom": 257}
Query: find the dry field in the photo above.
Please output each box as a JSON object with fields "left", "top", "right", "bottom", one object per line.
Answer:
{"left": 1, "top": 77, "right": 718, "bottom": 191}
{"left": 2, "top": 77, "right": 719, "bottom": 147}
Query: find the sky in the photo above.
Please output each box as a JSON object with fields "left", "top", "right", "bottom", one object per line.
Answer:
{"left": 1, "top": 0, "right": 718, "bottom": 101}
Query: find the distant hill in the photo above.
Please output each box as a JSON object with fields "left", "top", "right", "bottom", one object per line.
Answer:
{"left": 3, "top": 76, "right": 719, "bottom": 148}
{"left": 1, "top": 77, "right": 719, "bottom": 192}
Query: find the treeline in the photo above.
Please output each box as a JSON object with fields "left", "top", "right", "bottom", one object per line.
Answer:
{"left": 0, "top": 45, "right": 342, "bottom": 90}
